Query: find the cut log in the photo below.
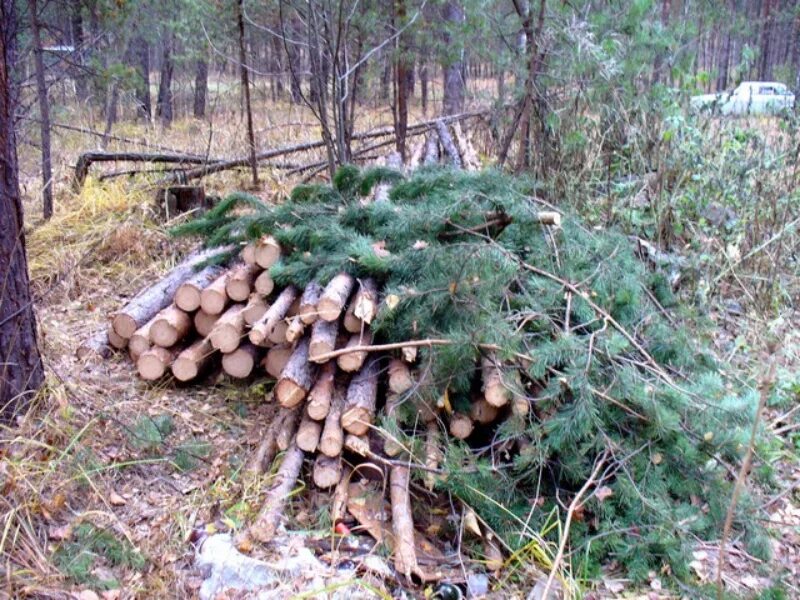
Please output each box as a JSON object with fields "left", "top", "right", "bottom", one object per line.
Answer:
{"left": 194, "top": 309, "right": 220, "bottom": 337}
{"left": 424, "top": 421, "right": 442, "bottom": 491}
{"left": 200, "top": 270, "right": 230, "bottom": 315}
{"left": 242, "top": 294, "right": 268, "bottom": 326}
{"left": 267, "top": 319, "right": 289, "bottom": 345}
{"left": 337, "top": 330, "right": 372, "bottom": 372}
{"left": 246, "top": 406, "right": 291, "bottom": 474}
{"left": 309, "top": 318, "right": 339, "bottom": 363}
{"left": 388, "top": 358, "right": 415, "bottom": 394}
{"left": 249, "top": 286, "right": 298, "bottom": 346}
{"left": 390, "top": 465, "right": 421, "bottom": 580}
{"left": 249, "top": 441, "right": 304, "bottom": 543}
{"left": 341, "top": 356, "right": 379, "bottom": 436}
{"left": 298, "top": 281, "right": 323, "bottom": 324}
{"left": 76, "top": 329, "right": 112, "bottom": 360}
{"left": 317, "top": 273, "right": 355, "bottom": 322}
{"left": 209, "top": 304, "right": 246, "bottom": 353}
{"left": 111, "top": 247, "right": 230, "bottom": 338}
{"left": 345, "top": 278, "right": 379, "bottom": 331}
{"left": 449, "top": 413, "right": 474, "bottom": 439}
{"left": 276, "top": 406, "right": 302, "bottom": 451}
{"left": 137, "top": 346, "right": 177, "bottom": 380}
{"left": 275, "top": 338, "right": 317, "bottom": 408}
{"left": 241, "top": 242, "right": 256, "bottom": 265}
{"left": 470, "top": 397, "right": 499, "bottom": 425}
{"left": 107, "top": 326, "right": 128, "bottom": 350}
{"left": 150, "top": 305, "right": 192, "bottom": 347}
{"left": 262, "top": 344, "right": 293, "bottom": 379}
{"left": 174, "top": 264, "right": 224, "bottom": 312}
{"left": 435, "top": 119, "right": 462, "bottom": 169}
{"left": 221, "top": 342, "right": 260, "bottom": 378}
{"left": 128, "top": 317, "right": 155, "bottom": 360}
{"left": 225, "top": 263, "right": 259, "bottom": 302}
{"left": 331, "top": 464, "right": 352, "bottom": 524}
{"left": 343, "top": 433, "right": 370, "bottom": 457}
{"left": 172, "top": 338, "right": 215, "bottom": 382}
{"left": 482, "top": 354, "right": 509, "bottom": 407}
{"left": 382, "top": 393, "right": 405, "bottom": 457}
{"left": 254, "top": 235, "right": 281, "bottom": 269}
{"left": 296, "top": 408, "right": 323, "bottom": 452}
{"left": 510, "top": 372, "right": 529, "bottom": 417}
{"left": 254, "top": 270, "right": 274, "bottom": 296}
{"left": 285, "top": 316, "right": 304, "bottom": 343}
{"left": 313, "top": 454, "right": 342, "bottom": 489}
{"left": 306, "top": 361, "right": 336, "bottom": 420}
{"left": 319, "top": 383, "right": 346, "bottom": 457}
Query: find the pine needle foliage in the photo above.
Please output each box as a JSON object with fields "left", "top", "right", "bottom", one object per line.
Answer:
{"left": 174, "top": 166, "right": 763, "bottom": 582}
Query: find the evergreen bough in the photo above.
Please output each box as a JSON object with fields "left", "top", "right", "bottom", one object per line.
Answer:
{"left": 174, "top": 166, "right": 764, "bottom": 583}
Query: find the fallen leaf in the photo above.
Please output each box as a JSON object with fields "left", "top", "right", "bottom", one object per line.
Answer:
{"left": 108, "top": 492, "right": 126, "bottom": 506}
{"left": 412, "top": 240, "right": 429, "bottom": 250}
{"left": 463, "top": 507, "right": 482, "bottom": 537}
{"left": 595, "top": 486, "right": 614, "bottom": 502}
{"left": 385, "top": 294, "right": 400, "bottom": 310}
{"left": 48, "top": 523, "right": 72, "bottom": 541}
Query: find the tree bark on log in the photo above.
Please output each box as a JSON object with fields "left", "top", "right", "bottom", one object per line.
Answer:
{"left": 424, "top": 421, "right": 441, "bottom": 491}
{"left": 276, "top": 406, "right": 302, "bottom": 451}
{"left": 137, "top": 346, "right": 177, "bottom": 380}
{"left": 112, "top": 247, "right": 228, "bottom": 338}
{"left": 337, "top": 331, "right": 372, "bottom": 372}
{"left": 275, "top": 338, "right": 317, "bottom": 408}
{"left": 222, "top": 342, "right": 260, "bottom": 378}
{"left": 309, "top": 318, "right": 339, "bottom": 363}
{"left": 174, "top": 265, "right": 224, "bottom": 312}
{"left": 107, "top": 327, "right": 128, "bottom": 350}
{"left": 209, "top": 304, "right": 246, "bottom": 353}
{"left": 76, "top": 329, "right": 112, "bottom": 360}
{"left": 298, "top": 281, "right": 323, "bottom": 324}
{"left": 317, "top": 273, "right": 355, "bottom": 322}
{"left": 250, "top": 286, "right": 298, "bottom": 346}
{"left": 313, "top": 454, "right": 342, "bottom": 489}
{"left": 390, "top": 465, "right": 420, "bottom": 580}
{"left": 331, "top": 464, "right": 352, "bottom": 524}
{"left": 225, "top": 263, "right": 259, "bottom": 302}
{"left": 306, "top": 361, "right": 336, "bottom": 420}
{"left": 254, "top": 235, "right": 281, "bottom": 268}
{"left": 263, "top": 344, "right": 293, "bottom": 379}
{"left": 249, "top": 441, "right": 305, "bottom": 543}
{"left": 172, "top": 338, "right": 216, "bottom": 382}
{"left": 319, "top": 383, "right": 347, "bottom": 457}
{"left": 150, "top": 305, "right": 191, "bottom": 347}
{"left": 341, "top": 356, "right": 379, "bottom": 435}
{"left": 296, "top": 408, "right": 323, "bottom": 452}
{"left": 194, "top": 309, "right": 220, "bottom": 337}
{"left": 243, "top": 294, "right": 268, "bottom": 326}
{"left": 246, "top": 407, "right": 292, "bottom": 474}
{"left": 285, "top": 316, "right": 305, "bottom": 343}
{"left": 200, "top": 269, "right": 231, "bottom": 315}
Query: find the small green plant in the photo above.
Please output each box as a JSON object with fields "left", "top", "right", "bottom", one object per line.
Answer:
{"left": 53, "top": 522, "right": 146, "bottom": 588}
{"left": 173, "top": 438, "right": 211, "bottom": 472}
{"left": 127, "top": 414, "right": 174, "bottom": 453}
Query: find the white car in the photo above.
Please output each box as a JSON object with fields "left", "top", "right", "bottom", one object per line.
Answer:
{"left": 690, "top": 81, "right": 795, "bottom": 116}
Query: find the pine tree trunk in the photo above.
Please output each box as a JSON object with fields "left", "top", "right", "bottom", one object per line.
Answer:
{"left": 29, "top": 0, "right": 53, "bottom": 220}
{"left": 420, "top": 60, "right": 429, "bottom": 115}
{"left": 130, "top": 35, "right": 151, "bottom": 120}
{"left": 0, "top": 1, "right": 45, "bottom": 419}
{"left": 758, "top": 0, "right": 773, "bottom": 80}
{"left": 442, "top": 0, "right": 466, "bottom": 115}
{"left": 156, "top": 41, "right": 173, "bottom": 128}
{"left": 193, "top": 59, "right": 207, "bottom": 118}
{"left": 716, "top": 8, "right": 732, "bottom": 92}
{"left": 236, "top": 0, "right": 259, "bottom": 187}
{"left": 71, "top": 0, "right": 89, "bottom": 102}
{"left": 394, "top": 0, "right": 410, "bottom": 159}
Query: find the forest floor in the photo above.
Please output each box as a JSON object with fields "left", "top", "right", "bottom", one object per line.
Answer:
{"left": 4, "top": 92, "right": 800, "bottom": 599}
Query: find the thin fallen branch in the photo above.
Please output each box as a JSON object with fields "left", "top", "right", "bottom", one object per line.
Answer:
{"left": 73, "top": 151, "right": 217, "bottom": 189}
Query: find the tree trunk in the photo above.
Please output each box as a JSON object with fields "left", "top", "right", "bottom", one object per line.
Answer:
{"left": 131, "top": 35, "right": 151, "bottom": 120}
{"left": 652, "top": 0, "right": 671, "bottom": 85}
{"left": 156, "top": 41, "right": 174, "bottom": 128}
{"left": 71, "top": 0, "right": 89, "bottom": 102}
{"left": 758, "top": 0, "right": 773, "bottom": 80}
{"left": 236, "top": 0, "right": 259, "bottom": 187}
{"left": 394, "top": 0, "right": 410, "bottom": 159}
{"left": 442, "top": 0, "right": 466, "bottom": 115}
{"left": 29, "top": 0, "right": 53, "bottom": 220}
{"left": 716, "top": 5, "right": 733, "bottom": 91}
{"left": 0, "top": 0, "right": 45, "bottom": 419}
{"left": 194, "top": 59, "right": 207, "bottom": 118}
